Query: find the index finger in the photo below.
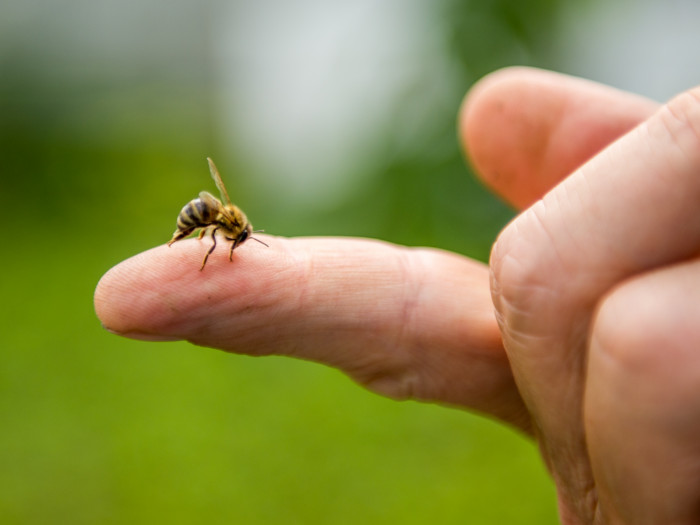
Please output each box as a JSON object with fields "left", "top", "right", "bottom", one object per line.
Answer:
{"left": 95, "top": 236, "right": 530, "bottom": 430}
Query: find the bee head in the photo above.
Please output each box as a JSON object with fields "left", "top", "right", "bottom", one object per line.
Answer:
{"left": 237, "top": 225, "right": 251, "bottom": 244}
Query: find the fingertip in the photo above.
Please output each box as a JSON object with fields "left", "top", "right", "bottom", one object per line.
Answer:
{"left": 93, "top": 236, "right": 291, "bottom": 343}
{"left": 459, "top": 67, "right": 562, "bottom": 208}
{"left": 93, "top": 246, "right": 170, "bottom": 337}
{"left": 459, "top": 66, "right": 536, "bottom": 144}
{"left": 458, "top": 67, "right": 523, "bottom": 158}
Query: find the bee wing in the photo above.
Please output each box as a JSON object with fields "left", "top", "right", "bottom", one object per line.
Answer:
{"left": 207, "top": 157, "right": 233, "bottom": 206}
{"left": 198, "top": 191, "right": 221, "bottom": 209}
{"left": 200, "top": 189, "right": 240, "bottom": 225}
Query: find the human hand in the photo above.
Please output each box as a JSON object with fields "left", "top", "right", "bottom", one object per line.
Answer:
{"left": 463, "top": 67, "right": 700, "bottom": 523}
{"left": 94, "top": 66, "right": 699, "bottom": 524}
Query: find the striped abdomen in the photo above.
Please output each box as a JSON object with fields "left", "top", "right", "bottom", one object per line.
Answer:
{"left": 177, "top": 197, "right": 218, "bottom": 230}
{"left": 169, "top": 192, "right": 221, "bottom": 244}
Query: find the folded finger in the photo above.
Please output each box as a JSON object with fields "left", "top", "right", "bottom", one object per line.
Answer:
{"left": 587, "top": 258, "right": 700, "bottom": 523}
{"left": 460, "top": 67, "right": 659, "bottom": 208}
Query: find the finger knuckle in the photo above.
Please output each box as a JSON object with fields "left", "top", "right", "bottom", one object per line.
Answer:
{"left": 490, "top": 202, "right": 566, "bottom": 326}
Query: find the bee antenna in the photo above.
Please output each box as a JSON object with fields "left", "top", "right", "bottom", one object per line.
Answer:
{"left": 251, "top": 237, "right": 269, "bottom": 247}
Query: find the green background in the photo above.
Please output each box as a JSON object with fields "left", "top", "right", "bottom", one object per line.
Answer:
{"left": 0, "top": 1, "right": 581, "bottom": 523}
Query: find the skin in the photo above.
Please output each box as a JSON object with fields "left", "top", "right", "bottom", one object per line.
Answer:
{"left": 95, "top": 67, "right": 700, "bottom": 524}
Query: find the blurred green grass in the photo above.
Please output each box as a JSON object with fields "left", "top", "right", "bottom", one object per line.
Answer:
{"left": 0, "top": 0, "right": 575, "bottom": 523}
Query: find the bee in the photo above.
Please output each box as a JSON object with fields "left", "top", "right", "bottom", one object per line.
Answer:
{"left": 168, "top": 157, "right": 267, "bottom": 270}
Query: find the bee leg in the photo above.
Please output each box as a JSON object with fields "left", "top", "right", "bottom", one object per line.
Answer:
{"left": 228, "top": 238, "right": 239, "bottom": 262}
{"left": 200, "top": 227, "right": 219, "bottom": 271}
{"left": 168, "top": 228, "right": 194, "bottom": 246}
{"left": 197, "top": 229, "right": 206, "bottom": 239}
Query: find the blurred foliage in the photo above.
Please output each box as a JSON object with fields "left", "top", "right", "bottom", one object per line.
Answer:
{"left": 0, "top": 0, "right": 587, "bottom": 523}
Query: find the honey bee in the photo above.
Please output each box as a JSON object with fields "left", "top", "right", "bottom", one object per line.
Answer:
{"left": 168, "top": 157, "right": 267, "bottom": 270}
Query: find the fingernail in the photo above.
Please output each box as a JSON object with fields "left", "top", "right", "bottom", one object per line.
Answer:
{"left": 103, "top": 326, "right": 181, "bottom": 342}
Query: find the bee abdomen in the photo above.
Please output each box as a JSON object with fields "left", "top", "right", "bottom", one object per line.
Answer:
{"left": 176, "top": 198, "right": 217, "bottom": 230}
